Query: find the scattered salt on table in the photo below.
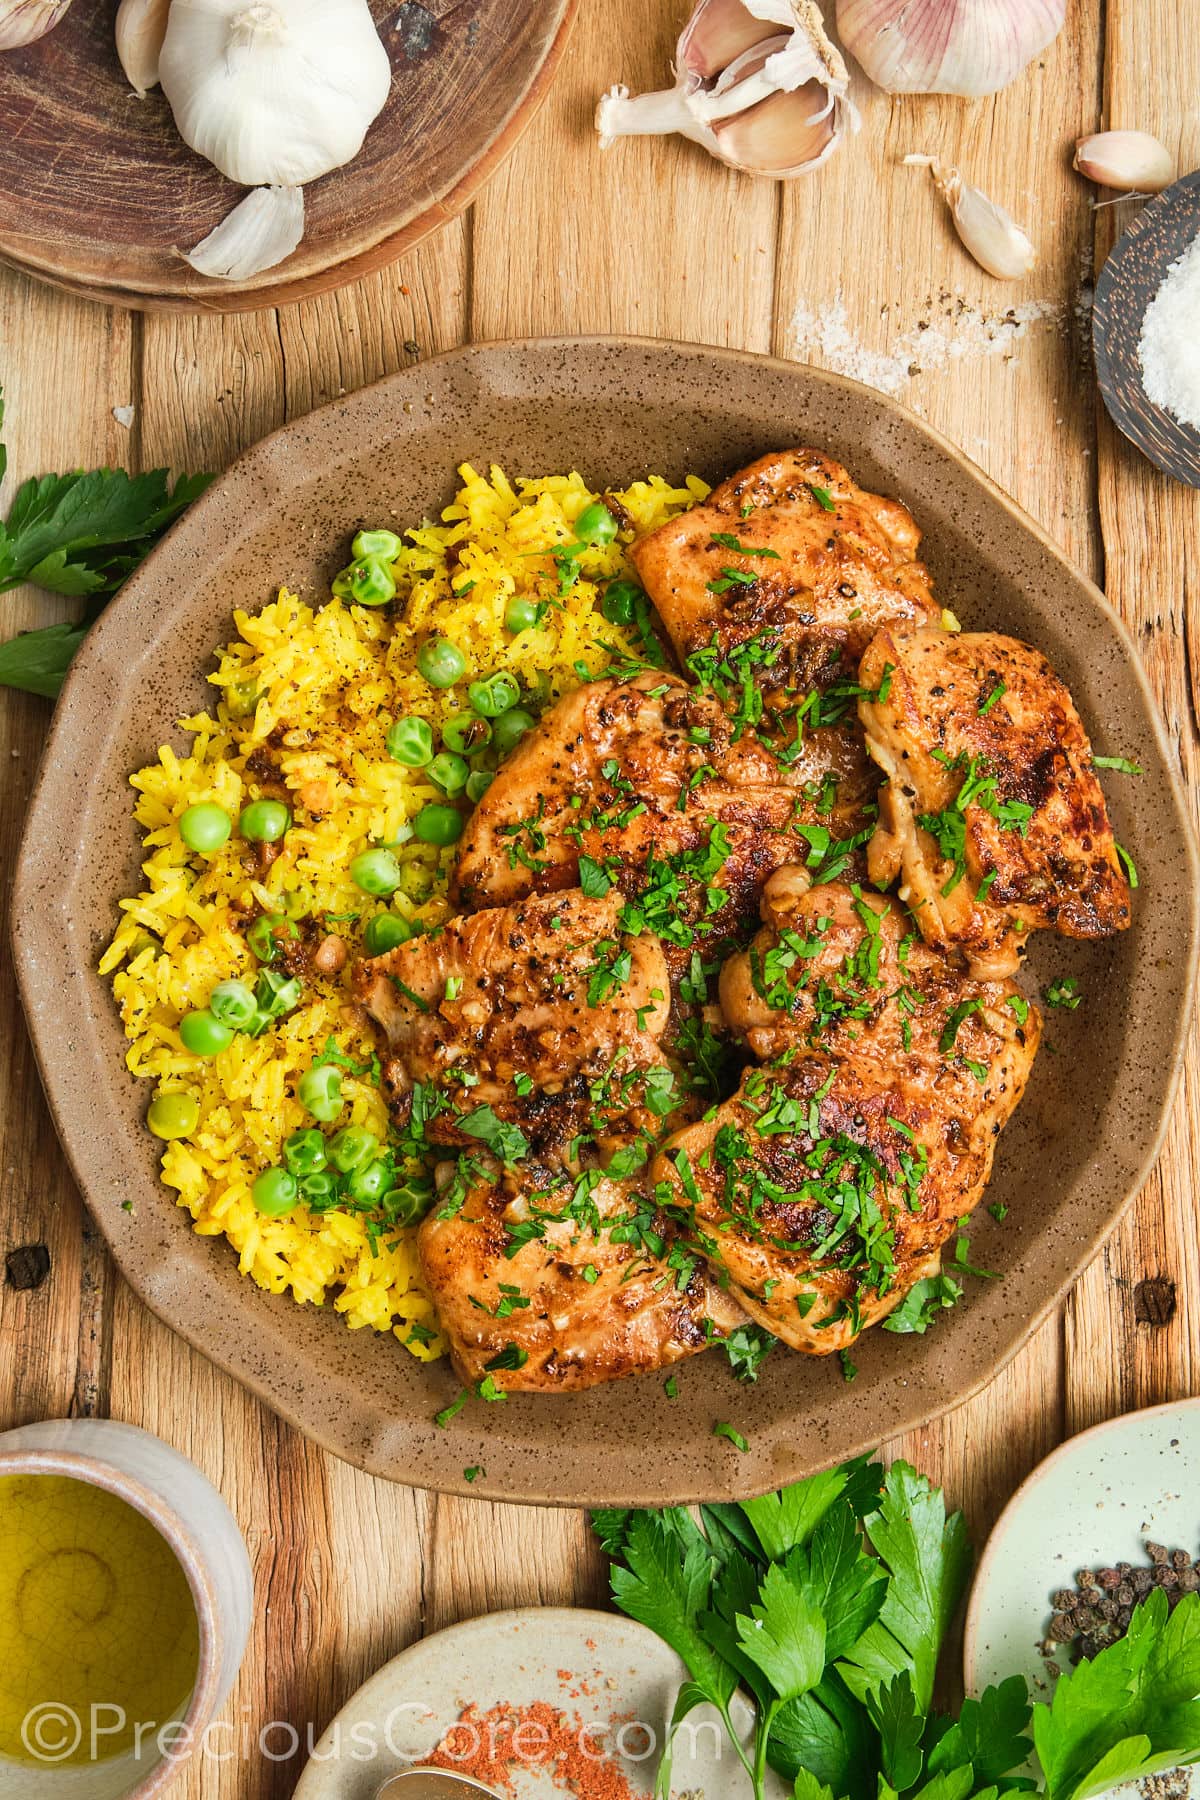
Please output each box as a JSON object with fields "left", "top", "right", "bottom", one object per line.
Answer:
{"left": 1138, "top": 231, "right": 1200, "bottom": 431}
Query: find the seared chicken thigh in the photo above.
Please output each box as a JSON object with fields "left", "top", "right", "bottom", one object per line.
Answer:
{"left": 420, "top": 1165, "right": 746, "bottom": 1391}
{"left": 354, "top": 889, "right": 675, "bottom": 1159}
{"left": 453, "top": 671, "right": 878, "bottom": 992}
{"left": 354, "top": 887, "right": 744, "bottom": 1387}
{"left": 653, "top": 866, "right": 1040, "bottom": 1354}
{"left": 858, "top": 627, "right": 1131, "bottom": 978}
{"left": 630, "top": 450, "right": 942, "bottom": 696}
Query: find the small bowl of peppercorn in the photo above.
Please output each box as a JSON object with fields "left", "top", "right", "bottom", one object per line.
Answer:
{"left": 963, "top": 1396, "right": 1200, "bottom": 1790}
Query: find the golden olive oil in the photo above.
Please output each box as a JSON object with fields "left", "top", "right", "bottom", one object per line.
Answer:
{"left": 0, "top": 1474, "right": 200, "bottom": 1765}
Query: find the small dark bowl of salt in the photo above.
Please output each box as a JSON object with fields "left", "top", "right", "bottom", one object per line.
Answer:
{"left": 1093, "top": 166, "right": 1200, "bottom": 487}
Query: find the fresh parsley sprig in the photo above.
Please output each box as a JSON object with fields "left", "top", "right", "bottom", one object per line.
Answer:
{"left": 595, "top": 1458, "right": 1200, "bottom": 1800}
{"left": 0, "top": 387, "right": 212, "bottom": 698}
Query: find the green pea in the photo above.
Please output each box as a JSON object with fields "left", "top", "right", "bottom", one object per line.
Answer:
{"left": 179, "top": 1010, "right": 234, "bottom": 1057}
{"left": 465, "top": 770, "right": 493, "bottom": 805}
{"left": 468, "top": 672, "right": 521, "bottom": 718}
{"left": 252, "top": 1166, "right": 299, "bottom": 1216}
{"left": 281, "top": 884, "right": 313, "bottom": 921}
{"left": 416, "top": 636, "right": 467, "bottom": 688}
{"left": 239, "top": 800, "right": 291, "bottom": 843}
{"left": 383, "top": 1177, "right": 435, "bottom": 1226}
{"left": 179, "top": 802, "right": 232, "bottom": 855}
{"left": 349, "top": 847, "right": 402, "bottom": 896}
{"left": 299, "top": 1170, "right": 337, "bottom": 1207}
{"left": 298, "top": 1063, "right": 344, "bottom": 1123}
{"left": 428, "top": 752, "right": 469, "bottom": 797}
{"left": 147, "top": 1091, "right": 200, "bottom": 1141}
{"left": 493, "top": 708, "right": 535, "bottom": 756}
{"left": 575, "top": 501, "right": 619, "bottom": 545}
{"left": 225, "top": 681, "right": 259, "bottom": 719}
{"left": 332, "top": 556, "right": 396, "bottom": 608}
{"left": 442, "top": 712, "right": 492, "bottom": 755}
{"left": 363, "top": 912, "right": 415, "bottom": 956}
{"left": 504, "top": 595, "right": 541, "bottom": 635}
{"left": 346, "top": 1158, "right": 392, "bottom": 1205}
{"left": 254, "top": 968, "right": 302, "bottom": 1020}
{"left": 386, "top": 716, "right": 435, "bottom": 768}
{"left": 246, "top": 913, "right": 289, "bottom": 963}
{"left": 209, "top": 979, "right": 258, "bottom": 1030}
{"left": 352, "top": 529, "right": 403, "bottom": 562}
{"left": 283, "top": 1128, "right": 327, "bottom": 1177}
{"left": 414, "top": 803, "right": 464, "bottom": 846}
{"left": 328, "top": 1126, "right": 378, "bottom": 1174}
{"left": 601, "top": 579, "right": 642, "bottom": 628}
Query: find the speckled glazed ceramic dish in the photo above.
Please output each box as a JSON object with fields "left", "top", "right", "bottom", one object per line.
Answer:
{"left": 12, "top": 338, "right": 1198, "bottom": 1506}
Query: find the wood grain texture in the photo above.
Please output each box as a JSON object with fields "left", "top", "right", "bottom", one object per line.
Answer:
{"left": 1, "top": 1, "right": 1197, "bottom": 1794}
{"left": 0, "top": 0, "right": 575, "bottom": 312}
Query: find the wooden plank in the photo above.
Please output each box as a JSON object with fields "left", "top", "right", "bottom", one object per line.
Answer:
{"left": 471, "top": 0, "right": 778, "bottom": 348}
{"left": 0, "top": 271, "right": 131, "bottom": 1433}
{"left": 1068, "top": 0, "right": 1200, "bottom": 1434}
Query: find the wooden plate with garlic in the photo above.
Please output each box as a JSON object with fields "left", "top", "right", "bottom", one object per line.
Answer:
{"left": 0, "top": 0, "right": 577, "bottom": 312}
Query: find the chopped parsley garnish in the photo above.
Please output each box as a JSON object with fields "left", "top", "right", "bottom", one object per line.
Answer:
{"left": 663, "top": 1374, "right": 678, "bottom": 1399}
{"left": 578, "top": 852, "right": 613, "bottom": 897}
{"left": 1044, "top": 975, "right": 1082, "bottom": 1010}
{"left": 389, "top": 975, "right": 430, "bottom": 1013}
{"left": 458, "top": 1104, "right": 529, "bottom": 1165}
{"left": 808, "top": 483, "right": 836, "bottom": 512}
{"left": 918, "top": 751, "right": 1034, "bottom": 894}
{"left": 1115, "top": 841, "right": 1139, "bottom": 888}
{"left": 939, "top": 997, "right": 985, "bottom": 1054}
{"left": 498, "top": 798, "right": 549, "bottom": 873}
{"left": 978, "top": 680, "right": 1006, "bottom": 714}
{"left": 1004, "top": 994, "right": 1030, "bottom": 1026}
{"left": 708, "top": 533, "right": 781, "bottom": 559}
{"left": 839, "top": 1349, "right": 858, "bottom": 1382}
{"left": 712, "top": 1420, "right": 749, "bottom": 1451}
{"left": 706, "top": 566, "right": 759, "bottom": 595}
{"left": 882, "top": 1272, "right": 964, "bottom": 1335}
{"left": 1094, "top": 754, "right": 1142, "bottom": 774}
{"left": 583, "top": 939, "right": 634, "bottom": 1006}
{"left": 723, "top": 1322, "right": 776, "bottom": 1383}
{"left": 463, "top": 1464, "right": 485, "bottom": 1481}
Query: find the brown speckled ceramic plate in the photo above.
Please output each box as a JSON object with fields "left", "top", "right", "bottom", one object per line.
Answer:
{"left": 12, "top": 339, "right": 1198, "bottom": 1506}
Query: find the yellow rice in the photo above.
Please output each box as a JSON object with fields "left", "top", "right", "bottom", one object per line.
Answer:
{"left": 102, "top": 464, "right": 708, "bottom": 1360}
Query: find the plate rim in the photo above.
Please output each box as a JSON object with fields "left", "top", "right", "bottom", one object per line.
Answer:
{"left": 962, "top": 1394, "right": 1200, "bottom": 1697}
{"left": 11, "top": 334, "right": 1200, "bottom": 1506}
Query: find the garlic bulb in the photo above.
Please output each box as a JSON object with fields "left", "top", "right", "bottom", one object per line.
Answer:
{"left": 115, "top": 0, "right": 169, "bottom": 97}
{"left": 1074, "top": 131, "right": 1175, "bottom": 194}
{"left": 837, "top": 0, "right": 1065, "bottom": 97}
{"left": 160, "top": 0, "right": 390, "bottom": 188}
{"left": 0, "top": 0, "right": 71, "bottom": 49}
{"left": 905, "top": 155, "right": 1036, "bottom": 281}
{"left": 158, "top": 0, "right": 391, "bottom": 280}
{"left": 596, "top": 0, "right": 857, "bottom": 179}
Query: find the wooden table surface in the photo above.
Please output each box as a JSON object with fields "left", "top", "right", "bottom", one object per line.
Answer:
{"left": 2, "top": 4, "right": 1199, "bottom": 1795}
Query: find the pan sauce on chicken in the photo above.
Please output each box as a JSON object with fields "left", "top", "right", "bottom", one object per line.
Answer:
{"left": 351, "top": 448, "right": 1132, "bottom": 1390}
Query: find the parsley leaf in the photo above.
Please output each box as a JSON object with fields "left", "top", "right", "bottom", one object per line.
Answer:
{"left": 723, "top": 1322, "right": 777, "bottom": 1383}
{"left": 458, "top": 1104, "right": 529, "bottom": 1165}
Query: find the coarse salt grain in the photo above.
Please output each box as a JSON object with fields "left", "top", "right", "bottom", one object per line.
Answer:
{"left": 791, "top": 290, "right": 1058, "bottom": 398}
{"left": 1138, "top": 232, "right": 1200, "bottom": 432}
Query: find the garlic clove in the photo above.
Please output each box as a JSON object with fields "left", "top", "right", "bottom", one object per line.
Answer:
{"left": 837, "top": 0, "right": 1066, "bottom": 98}
{"left": 181, "top": 184, "right": 304, "bottom": 281}
{"left": 711, "top": 78, "right": 837, "bottom": 175}
{"left": 0, "top": 0, "right": 71, "bottom": 49}
{"left": 116, "top": 0, "right": 170, "bottom": 97}
{"left": 596, "top": 0, "right": 856, "bottom": 178}
{"left": 905, "top": 154, "right": 1037, "bottom": 281}
{"left": 680, "top": 0, "right": 777, "bottom": 80}
{"left": 1074, "top": 130, "right": 1175, "bottom": 194}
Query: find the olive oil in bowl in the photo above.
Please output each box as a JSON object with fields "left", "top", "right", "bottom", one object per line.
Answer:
{"left": 0, "top": 1473, "right": 200, "bottom": 1766}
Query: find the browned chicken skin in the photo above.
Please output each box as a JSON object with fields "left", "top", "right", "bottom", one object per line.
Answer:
{"left": 630, "top": 450, "right": 942, "bottom": 695}
{"left": 452, "top": 671, "right": 878, "bottom": 997}
{"left": 651, "top": 866, "right": 1040, "bottom": 1353}
{"left": 858, "top": 626, "right": 1132, "bottom": 978}
{"left": 420, "top": 1166, "right": 746, "bottom": 1391}
{"left": 354, "top": 887, "right": 746, "bottom": 1388}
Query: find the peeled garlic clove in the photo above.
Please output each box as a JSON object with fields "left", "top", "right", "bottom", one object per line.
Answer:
{"left": 181, "top": 184, "right": 304, "bottom": 281}
{"left": 596, "top": 0, "right": 857, "bottom": 178}
{"left": 1074, "top": 130, "right": 1175, "bottom": 194}
{"left": 116, "top": 0, "right": 169, "bottom": 96}
{"left": 837, "top": 0, "right": 1065, "bottom": 97}
{"left": 905, "top": 155, "right": 1036, "bottom": 281}
{"left": 0, "top": 0, "right": 71, "bottom": 48}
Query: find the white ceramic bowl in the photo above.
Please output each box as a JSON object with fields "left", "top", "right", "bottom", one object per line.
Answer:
{"left": 0, "top": 1417, "right": 253, "bottom": 1800}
